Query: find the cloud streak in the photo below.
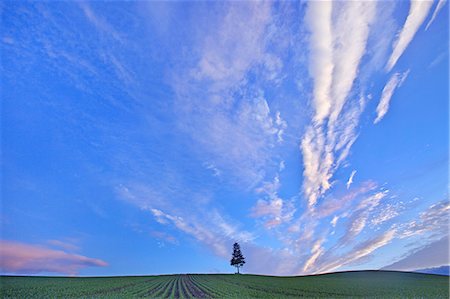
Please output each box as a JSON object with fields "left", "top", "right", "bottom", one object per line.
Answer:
{"left": 150, "top": 208, "right": 253, "bottom": 258}
{"left": 374, "top": 70, "right": 410, "bottom": 124}
{"left": 316, "top": 230, "right": 396, "bottom": 273}
{"left": 346, "top": 170, "right": 357, "bottom": 189}
{"left": 170, "top": 2, "right": 288, "bottom": 190}
{"left": 397, "top": 199, "right": 450, "bottom": 238}
{"left": 305, "top": 1, "right": 333, "bottom": 124}
{"left": 426, "top": 0, "right": 447, "bottom": 30}
{"left": 301, "top": 1, "right": 376, "bottom": 207}
{"left": 0, "top": 240, "right": 107, "bottom": 275}
{"left": 386, "top": 1, "right": 433, "bottom": 72}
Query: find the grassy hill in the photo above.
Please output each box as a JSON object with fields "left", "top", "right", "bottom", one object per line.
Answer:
{"left": 1, "top": 270, "right": 449, "bottom": 298}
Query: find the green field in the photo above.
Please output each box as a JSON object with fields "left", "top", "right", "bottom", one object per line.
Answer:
{"left": 1, "top": 271, "right": 448, "bottom": 298}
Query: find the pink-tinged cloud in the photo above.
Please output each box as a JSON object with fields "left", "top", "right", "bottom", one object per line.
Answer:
{"left": 149, "top": 230, "right": 179, "bottom": 245}
{"left": 47, "top": 239, "right": 80, "bottom": 252}
{"left": 313, "top": 181, "right": 377, "bottom": 218}
{"left": 0, "top": 240, "right": 108, "bottom": 275}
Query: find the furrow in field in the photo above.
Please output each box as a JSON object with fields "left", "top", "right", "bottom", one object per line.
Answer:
{"left": 87, "top": 278, "right": 154, "bottom": 297}
{"left": 131, "top": 277, "right": 162, "bottom": 296}
{"left": 173, "top": 275, "right": 181, "bottom": 299}
{"left": 189, "top": 275, "right": 223, "bottom": 298}
{"left": 178, "top": 275, "right": 189, "bottom": 299}
{"left": 147, "top": 277, "right": 173, "bottom": 298}
{"left": 220, "top": 276, "right": 348, "bottom": 298}
{"left": 163, "top": 275, "right": 177, "bottom": 298}
{"left": 220, "top": 277, "right": 295, "bottom": 297}
{"left": 143, "top": 279, "right": 165, "bottom": 297}
{"left": 182, "top": 275, "right": 210, "bottom": 298}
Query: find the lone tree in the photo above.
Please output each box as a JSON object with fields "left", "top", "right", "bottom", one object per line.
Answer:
{"left": 230, "top": 242, "right": 245, "bottom": 274}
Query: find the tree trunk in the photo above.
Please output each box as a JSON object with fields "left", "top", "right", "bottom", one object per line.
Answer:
{"left": 237, "top": 266, "right": 240, "bottom": 274}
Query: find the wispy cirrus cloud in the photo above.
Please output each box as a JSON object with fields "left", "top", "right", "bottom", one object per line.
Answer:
{"left": 305, "top": 1, "right": 333, "bottom": 124}
{"left": 302, "top": 238, "right": 325, "bottom": 272}
{"left": 339, "top": 191, "right": 389, "bottom": 244}
{"left": 251, "top": 197, "right": 295, "bottom": 229}
{"left": 289, "top": 181, "right": 409, "bottom": 274}
{"left": 374, "top": 70, "right": 410, "bottom": 124}
{"left": 46, "top": 239, "right": 80, "bottom": 252}
{"left": 315, "top": 230, "right": 396, "bottom": 273}
{"left": 346, "top": 170, "right": 357, "bottom": 189}
{"left": 117, "top": 182, "right": 254, "bottom": 259}
{"left": 396, "top": 199, "right": 449, "bottom": 239}
{"left": 312, "top": 181, "right": 377, "bottom": 219}
{"left": 150, "top": 208, "right": 253, "bottom": 258}
{"left": 301, "top": 1, "right": 376, "bottom": 207}
{"left": 192, "top": 2, "right": 271, "bottom": 89}
{"left": 370, "top": 202, "right": 403, "bottom": 227}
{"left": 170, "top": 2, "right": 289, "bottom": 190}
{"left": 78, "top": 2, "right": 124, "bottom": 43}
{"left": 386, "top": 1, "right": 433, "bottom": 72}
{"left": 426, "top": 0, "right": 447, "bottom": 30}
{"left": 0, "top": 240, "right": 107, "bottom": 275}
{"left": 251, "top": 175, "right": 296, "bottom": 229}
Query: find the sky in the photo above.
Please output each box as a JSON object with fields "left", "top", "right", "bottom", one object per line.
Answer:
{"left": 1, "top": 1, "right": 449, "bottom": 276}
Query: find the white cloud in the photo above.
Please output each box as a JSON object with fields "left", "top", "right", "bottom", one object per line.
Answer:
{"left": 170, "top": 2, "right": 288, "bottom": 190}
{"left": 251, "top": 198, "right": 283, "bottom": 218}
{"left": 331, "top": 216, "right": 339, "bottom": 228}
{"left": 397, "top": 200, "right": 450, "bottom": 238}
{"left": 337, "top": 191, "right": 388, "bottom": 245}
{"left": 303, "top": 238, "right": 325, "bottom": 272}
{"left": 426, "top": 0, "right": 447, "bottom": 30}
{"left": 301, "top": 95, "right": 367, "bottom": 207}
{"left": 255, "top": 175, "right": 280, "bottom": 199}
{"left": 78, "top": 2, "right": 124, "bottom": 43}
{"left": 193, "top": 1, "right": 272, "bottom": 91}
{"left": 291, "top": 188, "right": 389, "bottom": 271}
{"left": 305, "top": 1, "right": 333, "bottom": 124}
{"left": 371, "top": 203, "right": 401, "bottom": 226}
{"left": 275, "top": 111, "right": 288, "bottom": 143}
{"left": 203, "top": 162, "right": 221, "bottom": 177}
{"left": 252, "top": 175, "right": 295, "bottom": 228}
{"left": 283, "top": 182, "right": 396, "bottom": 274}
{"left": 328, "top": 2, "right": 376, "bottom": 129}
{"left": 386, "top": 1, "right": 433, "bottom": 72}
{"left": 301, "top": 1, "right": 376, "bottom": 207}
{"left": 315, "top": 230, "right": 396, "bottom": 273}
{"left": 150, "top": 208, "right": 254, "bottom": 258}
{"left": 313, "top": 181, "right": 377, "bottom": 219}
{"left": 356, "top": 190, "right": 388, "bottom": 211}
{"left": 374, "top": 70, "right": 410, "bottom": 124}
{"left": 118, "top": 182, "right": 255, "bottom": 259}
{"left": 346, "top": 170, "right": 357, "bottom": 189}
{"left": 300, "top": 126, "right": 330, "bottom": 207}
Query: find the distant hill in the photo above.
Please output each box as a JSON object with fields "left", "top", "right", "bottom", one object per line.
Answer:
{"left": 414, "top": 265, "right": 450, "bottom": 276}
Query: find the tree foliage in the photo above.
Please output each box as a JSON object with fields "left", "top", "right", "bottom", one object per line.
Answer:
{"left": 230, "top": 242, "right": 245, "bottom": 274}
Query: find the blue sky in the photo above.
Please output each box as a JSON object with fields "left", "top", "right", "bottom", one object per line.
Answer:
{"left": 1, "top": 1, "right": 448, "bottom": 276}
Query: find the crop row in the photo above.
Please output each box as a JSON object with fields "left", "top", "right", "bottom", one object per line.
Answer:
{"left": 1, "top": 272, "right": 449, "bottom": 298}
{"left": 1, "top": 275, "right": 214, "bottom": 298}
